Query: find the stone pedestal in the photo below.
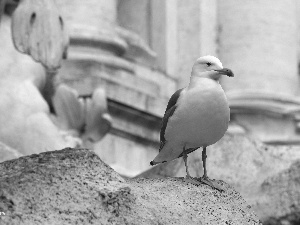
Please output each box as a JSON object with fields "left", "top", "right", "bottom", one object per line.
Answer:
{"left": 218, "top": 0, "right": 300, "bottom": 144}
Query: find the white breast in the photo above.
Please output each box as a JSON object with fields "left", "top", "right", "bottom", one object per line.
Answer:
{"left": 165, "top": 78, "right": 230, "bottom": 149}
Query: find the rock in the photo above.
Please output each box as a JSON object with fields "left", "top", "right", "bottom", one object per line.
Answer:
{"left": 138, "top": 133, "right": 300, "bottom": 223}
{"left": 0, "top": 142, "right": 22, "bottom": 163}
{"left": 139, "top": 133, "right": 300, "bottom": 193}
{"left": 251, "top": 160, "right": 300, "bottom": 225}
{"left": 0, "top": 148, "right": 261, "bottom": 225}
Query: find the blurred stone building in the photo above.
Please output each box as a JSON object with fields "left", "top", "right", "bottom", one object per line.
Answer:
{"left": 27, "top": 0, "right": 300, "bottom": 176}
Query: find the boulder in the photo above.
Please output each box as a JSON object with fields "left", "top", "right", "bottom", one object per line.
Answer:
{"left": 0, "top": 148, "right": 261, "bottom": 225}
{"left": 138, "top": 133, "right": 300, "bottom": 224}
{"left": 251, "top": 160, "right": 300, "bottom": 225}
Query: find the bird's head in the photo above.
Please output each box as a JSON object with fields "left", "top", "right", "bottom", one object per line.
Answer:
{"left": 191, "top": 55, "right": 234, "bottom": 80}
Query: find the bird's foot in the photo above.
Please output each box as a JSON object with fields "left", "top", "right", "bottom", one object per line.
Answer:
{"left": 199, "top": 176, "right": 224, "bottom": 192}
{"left": 184, "top": 175, "right": 203, "bottom": 186}
{"left": 184, "top": 175, "right": 224, "bottom": 192}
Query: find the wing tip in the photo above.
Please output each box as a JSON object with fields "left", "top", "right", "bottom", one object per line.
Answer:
{"left": 150, "top": 161, "right": 157, "bottom": 166}
{"left": 150, "top": 160, "right": 167, "bottom": 166}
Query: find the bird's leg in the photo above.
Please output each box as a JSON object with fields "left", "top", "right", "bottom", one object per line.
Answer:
{"left": 183, "top": 148, "right": 202, "bottom": 186}
{"left": 183, "top": 150, "right": 191, "bottom": 177}
{"left": 200, "top": 147, "right": 224, "bottom": 192}
{"left": 202, "top": 147, "right": 208, "bottom": 178}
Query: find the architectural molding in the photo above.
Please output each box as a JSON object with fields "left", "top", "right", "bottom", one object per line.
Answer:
{"left": 228, "top": 91, "right": 300, "bottom": 144}
{"left": 108, "top": 99, "right": 161, "bottom": 145}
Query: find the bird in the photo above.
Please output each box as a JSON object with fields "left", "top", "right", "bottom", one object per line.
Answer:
{"left": 150, "top": 55, "right": 234, "bottom": 191}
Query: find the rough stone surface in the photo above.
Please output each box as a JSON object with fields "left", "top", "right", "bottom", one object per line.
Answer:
{"left": 138, "top": 133, "right": 300, "bottom": 224}
{"left": 0, "top": 148, "right": 261, "bottom": 225}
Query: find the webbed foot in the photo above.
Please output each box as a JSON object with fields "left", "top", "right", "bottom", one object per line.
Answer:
{"left": 184, "top": 175, "right": 203, "bottom": 186}
{"left": 199, "top": 176, "right": 224, "bottom": 192}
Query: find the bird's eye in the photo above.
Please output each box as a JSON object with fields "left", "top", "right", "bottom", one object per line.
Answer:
{"left": 206, "top": 62, "right": 212, "bottom": 66}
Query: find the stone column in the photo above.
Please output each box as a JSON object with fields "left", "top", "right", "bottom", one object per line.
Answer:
{"left": 218, "top": 0, "right": 298, "bottom": 96}
{"left": 150, "top": 0, "right": 178, "bottom": 76}
{"left": 176, "top": 0, "right": 217, "bottom": 88}
{"left": 218, "top": 0, "right": 300, "bottom": 144}
{"left": 56, "top": 0, "right": 127, "bottom": 61}
{"left": 57, "top": 0, "right": 117, "bottom": 33}
{"left": 117, "top": 0, "right": 150, "bottom": 45}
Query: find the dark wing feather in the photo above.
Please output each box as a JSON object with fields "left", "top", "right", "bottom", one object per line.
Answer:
{"left": 160, "top": 105, "right": 176, "bottom": 143}
{"left": 165, "top": 88, "right": 183, "bottom": 112}
{"left": 159, "top": 88, "right": 183, "bottom": 150}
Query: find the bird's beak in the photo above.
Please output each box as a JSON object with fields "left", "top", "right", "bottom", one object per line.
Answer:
{"left": 215, "top": 68, "right": 234, "bottom": 77}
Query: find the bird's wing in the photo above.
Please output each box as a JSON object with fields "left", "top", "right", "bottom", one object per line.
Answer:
{"left": 159, "top": 88, "right": 183, "bottom": 151}
{"left": 177, "top": 147, "right": 199, "bottom": 158}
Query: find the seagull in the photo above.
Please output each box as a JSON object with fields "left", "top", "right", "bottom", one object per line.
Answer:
{"left": 150, "top": 55, "right": 234, "bottom": 191}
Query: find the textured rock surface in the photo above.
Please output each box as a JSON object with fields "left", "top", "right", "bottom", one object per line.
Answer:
{"left": 0, "top": 148, "right": 261, "bottom": 225}
{"left": 138, "top": 133, "right": 300, "bottom": 224}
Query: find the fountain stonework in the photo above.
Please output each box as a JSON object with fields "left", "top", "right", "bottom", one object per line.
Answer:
{"left": 1, "top": 1, "right": 300, "bottom": 223}
{"left": 2, "top": 0, "right": 300, "bottom": 177}
{"left": 54, "top": 0, "right": 300, "bottom": 176}
{"left": 55, "top": 0, "right": 177, "bottom": 176}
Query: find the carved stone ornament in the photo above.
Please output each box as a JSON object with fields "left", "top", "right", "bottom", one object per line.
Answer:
{"left": 53, "top": 84, "right": 112, "bottom": 143}
{"left": 11, "top": 0, "right": 69, "bottom": 71}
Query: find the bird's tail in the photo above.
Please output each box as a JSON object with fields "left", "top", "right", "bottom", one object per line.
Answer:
{"left": 150, "top": 141, "right": 180, "bottom": 166}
